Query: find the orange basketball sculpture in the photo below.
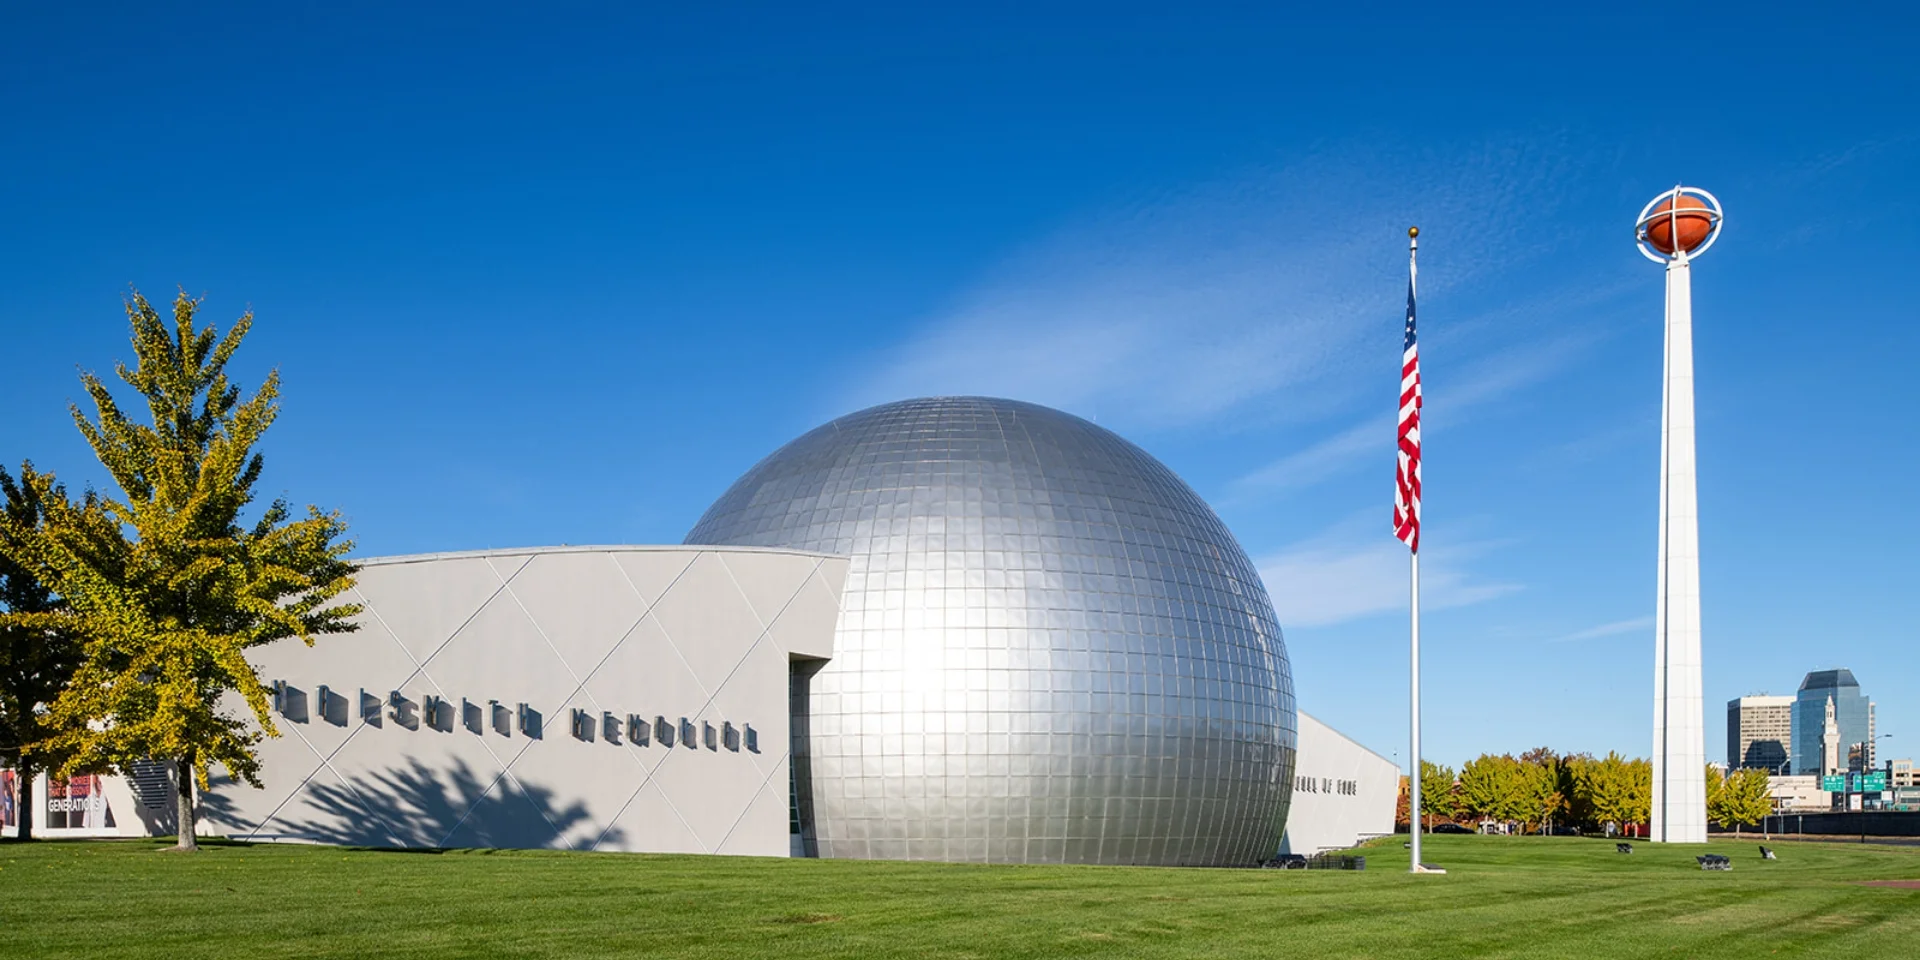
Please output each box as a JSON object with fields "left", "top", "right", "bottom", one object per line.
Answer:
{"left": 1642, "top": 194, "right": 1714, "bottom": 255}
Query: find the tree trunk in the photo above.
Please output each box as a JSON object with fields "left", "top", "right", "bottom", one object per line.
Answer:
{"left": 174, "top": 756, "right": 197, "bottom": 852}
{"left": 10, "top": 766, "right": 34, "bottom": 841}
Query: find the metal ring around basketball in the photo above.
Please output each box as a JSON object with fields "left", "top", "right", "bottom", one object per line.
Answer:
{"left": 1635, "top": 185, "right": 1724, "bottom": 263}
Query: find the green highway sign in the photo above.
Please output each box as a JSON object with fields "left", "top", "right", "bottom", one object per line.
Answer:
{"left": 1823, "top": 773, "right": 1890, "bottom": 792}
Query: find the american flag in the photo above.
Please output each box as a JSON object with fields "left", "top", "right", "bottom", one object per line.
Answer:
{"left": 1394, "top": 247, "right": 1422, "bottom": 553}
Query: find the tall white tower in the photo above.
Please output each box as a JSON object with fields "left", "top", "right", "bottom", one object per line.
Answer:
{"left": 1636, "top": 186, "right": 1724, "bottom": 844}
{"left": 1822, "top": 695, "right": 1842, "bottom": 777}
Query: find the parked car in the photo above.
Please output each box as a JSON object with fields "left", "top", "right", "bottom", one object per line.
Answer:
{"left": 1432, "top": 823, "right": 1473, "bottom": 835}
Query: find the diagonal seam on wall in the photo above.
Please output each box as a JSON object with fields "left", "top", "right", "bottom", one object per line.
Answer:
{"left": 628, "top": 555, "right": 823, "bottom": 850}
{"left": 431, "top": 554, "right": 641, "bottom": 847}
{"left": 674, "top": 555, "right": 823, "bottom": 782}
{"left": 238, "top": 712, "right": 400, "bottom": 847}
{"left": 243, "top": 561, "right": 527, "bottom": 846}
{"left": 589, "top": 552, "right": 824, "bottom": 852}
{"left": 711, "top": 743, "right": 796, "bottom": 854}
{"left": 464, "top": 550, "right": 708, "bottom": 850}
{"left": 374, "top": 554, "right": 534, "bottom": 676}
{"left": 355, "top": 555, "right": 540, "bottom": 849}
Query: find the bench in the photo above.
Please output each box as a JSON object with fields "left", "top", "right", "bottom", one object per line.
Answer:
{"left": 1259, "top": 853, "right": 1364, "bottom": 871}
{"left": 1306, "top": 854, "right": 1366, "bottom": 871}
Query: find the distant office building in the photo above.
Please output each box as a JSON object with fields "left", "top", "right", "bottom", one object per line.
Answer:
{"left": 1791, "top": 670, "right": 1876, "bottom": 775}
{"left": 1765, "top": 774, "right": 1830, "bottom": 813}
{"left": 1727, "top": 695, "right": 1793, "bottom": 771}
{"left": 1891, "top": 760, "right": 1919, "bottom": 811}
{"left": 1892, "top": 759, "right": 1916, "bottom": 789}
{"left": 1848, "top": 742, "right": 1874, "bottom": 773}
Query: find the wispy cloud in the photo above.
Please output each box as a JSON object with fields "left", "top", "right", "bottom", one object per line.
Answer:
{"left": 1225, "top": 325, "right": 1597, "bottom": 500}
{"left": 1532, "top": 416, "right": 1654, "bottom": 469}
{"left": 1256, "top": 519, "right": 1520, "bottom": 628}
{"left": 850, "top": 141, "right": 1592, "bottom": 431}
{"left": 1226, "top": 417, "right": 1390, "bottom": 500}
{"left": 1760, "top": 135, "right": 1920, "bottom": 252}
{"left": 853, "top": 225, "right": 1390, "bottom": 428}
{"left": 1545, "top": 616, "right": 1652, "bottom": 645}
{"left": 1432, "top": 333, "right": 1589, "bottom": 416}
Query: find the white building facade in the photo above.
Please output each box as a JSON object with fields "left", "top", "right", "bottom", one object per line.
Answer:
{"left": 204, "top": 545, "right": 844, "bottom": 857}
{"left": 1278, "top": 712, "right": 1399, "bottom": 855}
{"left": 7, "top": 541, "right": 1392, "bottom": 860}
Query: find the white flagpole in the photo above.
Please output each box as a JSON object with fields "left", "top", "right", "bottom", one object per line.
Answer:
{"left": 1407, "top": 227, "right": 1423, "bottom": 875}
{"left": 1411, "top": 548, "right": 1423, "bottom": 869}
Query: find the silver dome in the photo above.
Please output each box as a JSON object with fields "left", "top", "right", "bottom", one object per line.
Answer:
{"left": 686, "top": 397, "right": 1295, "bottom": 865}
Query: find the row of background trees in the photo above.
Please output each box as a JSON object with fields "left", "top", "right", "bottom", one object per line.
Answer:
{"left": 1398, "top": 748, "right": 1775, "bottom": 834}
{"left": 0, "top": 291, "right": 359, "bottom": 849}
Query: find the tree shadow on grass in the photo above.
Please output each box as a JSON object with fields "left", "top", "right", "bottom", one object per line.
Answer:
{"left": 203, "top": 757, "right": 623, "bottom": 853}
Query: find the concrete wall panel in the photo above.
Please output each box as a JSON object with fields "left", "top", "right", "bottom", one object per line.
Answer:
{"left": 1279, "top": 711, "right": 1400, "bottom": 855}
{"left": 204, "top": 545, "right": 844, "bottom": 857}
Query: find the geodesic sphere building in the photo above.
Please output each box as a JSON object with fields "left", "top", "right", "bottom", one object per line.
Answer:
{"left": 686, "top": 396, "right": 1295, "bottom": 865}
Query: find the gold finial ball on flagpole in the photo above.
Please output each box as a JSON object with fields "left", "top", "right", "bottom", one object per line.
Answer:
{"left": 1408, "top": 226, "right": 1419, "bottom": 239}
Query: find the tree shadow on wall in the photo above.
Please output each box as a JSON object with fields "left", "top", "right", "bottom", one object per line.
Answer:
{"left": 202, "top": 758, "right": 623, "bottom": 852}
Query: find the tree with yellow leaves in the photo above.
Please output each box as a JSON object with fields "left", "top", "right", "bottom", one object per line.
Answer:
{"left": 0, "top": 290, "right": 359, "bottom": 851}
{"left": 1570, "top": 751, "right": 1651, "bottom": 831}
{"left": 0, "top": 463, "right": 92, "bottom": 842}
{"left": 1707, "top": 765, "right": 1775, "bottom": 836}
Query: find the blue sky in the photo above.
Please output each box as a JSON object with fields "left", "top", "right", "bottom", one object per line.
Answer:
{"left": 3, "top": 3, "right": 1916, "bottom": 770}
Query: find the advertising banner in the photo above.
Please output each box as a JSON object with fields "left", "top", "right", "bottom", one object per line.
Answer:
{"left": 1, "top": 769, "right": 16, "bottom": 828}
{"left": 46, "top": 774, "right": 115, "bottom": 830}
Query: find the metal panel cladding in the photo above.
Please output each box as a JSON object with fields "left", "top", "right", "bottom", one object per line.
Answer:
{"left": 686, "top": 397, "right": 1295, "bottom": 865}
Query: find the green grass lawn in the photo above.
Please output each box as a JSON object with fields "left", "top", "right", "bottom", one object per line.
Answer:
{"left": 0, "top": 835, "right": 1914, "bottom": 959}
